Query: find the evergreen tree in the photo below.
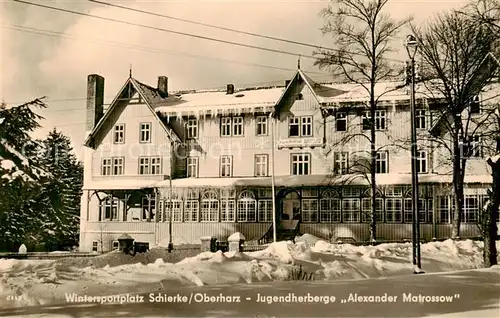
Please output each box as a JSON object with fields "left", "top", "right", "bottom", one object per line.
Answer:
{"left": 37, "top": 129, "right": 83, "bottom": 250}
{"left": 0, "top": 99, "right": 47, "bottom": 251}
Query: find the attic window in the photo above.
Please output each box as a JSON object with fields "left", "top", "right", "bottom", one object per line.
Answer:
{"left": 235, "top": 94, "right": 245, "bottom": 98}
{"left": 296, "top": 93, "right": 303, "bottom": 100}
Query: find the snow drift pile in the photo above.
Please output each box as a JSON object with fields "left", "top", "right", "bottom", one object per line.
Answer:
{"left": 0, "top": 235, "right": 499, "bottom": 309}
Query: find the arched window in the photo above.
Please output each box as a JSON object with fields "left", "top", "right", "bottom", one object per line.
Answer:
{"left": 238, "top": 190, "right": 257, "bottom": 222}
{"left": 200, "top": 190, "right": 219, "bottom": 222}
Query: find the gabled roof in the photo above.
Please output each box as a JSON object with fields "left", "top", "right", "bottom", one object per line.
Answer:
{"left": 273, "top": 69, "right": 347, "bottom": 116}
{"left": 84, "top": 77, "right": 181, "bottom": 148}
{"left": 429, "top": 52, "right": 500, "bottom": 136}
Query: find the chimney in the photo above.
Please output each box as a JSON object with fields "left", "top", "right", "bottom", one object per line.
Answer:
{"left": 226, "top": 84, "right": 234, "bottom": 95}
{"left": 86, "top": 74, "right": 105, "bottom": 134}
{"left": 158, "top": 76, "right": 168, "bottom": 97}
{"left": 285, "top": 80, "right": 291, "bottom": 87}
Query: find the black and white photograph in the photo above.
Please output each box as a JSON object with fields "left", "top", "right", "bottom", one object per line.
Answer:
{"left": 1, "top": 0, "right": 499, "bottom": 317}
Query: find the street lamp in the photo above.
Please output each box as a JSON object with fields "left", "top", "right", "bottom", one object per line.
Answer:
{"left": 269, "top": 112, "right": 277, "bottom": 243}
{"left": 405, "top": 34, "right": 423, "bottom": 273}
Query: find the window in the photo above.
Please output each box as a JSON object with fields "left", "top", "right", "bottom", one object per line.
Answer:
{"left": 220, "top": 190, "right": 236, "bottom": 222}
{"left": 469, "top": 95, "right": 481, "bottom": 114}
{"left": 101, "top": 158, "right": 112, "bottom": 176}
{"left": 415, "top": 109, "right": 426, "bottom": 129}
{"left": 112, "top": 241, "right": 119, "bottom": 250}
{"left": 221, "top": 117, "right": 231, "bottom": 136}
{"left": 255, "top": 154, "right": 269, "bottom": 177}
{"left": 362, "top": 198, "right": 384, "bottom": 222}
{"left": 113, "top": 157, "right": 124, "bottom": 175}
{"left": 184, "top": 200, "right": 199, "bottom": 222}
{"left": 363, "top": 110, "right": 386, "bottom": 130}
{"left": 92, "top": 241, "right": 98, "bottom": 252}
{"left": 333, "top": 152, "right": 349, "bottom": 175}
{"left": 151, "top": 157, "right": 161, "bottom": 175}
{"left": 163, "top": 200, "right": 183, "bottom": 222}
{"left": 187, "top": 157, "right": 199, "bottom": 178}
{"left": 220, "top": 156, "right": 233, "bottom": 177}
{"left": 464, "top": 196, "right": 478, "bottom": 223}
{"left": 289, "top": 117, "right": 300, "bottom": 137}
{"left": 141, "top": 197, "right": 156, "bottom": 221}
{"left": 342, "top": 198, "right": 360, "bottom": 222}
{"left": 336, "top": 112, "right": 347, "bottom": 132}
{"left": 404, "top": 199, "right": 427, "bottom": 223}
{"left": 258, "top": 200, "right": 273, "bottom": 222}
{"left": 289, "top": 116, "right": 313, "bottom": 137}
{"left": 237, "top": 191, "right": 256, "bottom": 222}
{"left": 301, "top": 117, "right": 312, "bottom": 136}
{"left": 114, "top": 124, "right": 125, "bottom": 143}
{"left": 417, "top": 151, "right": 428, "bottom": 174}
{"left": 201, "top": 191, "right": 219, "bottom": 222}
{"left": 101, "top": 197, "right": 118, "bottom": 221}
{"left": 296, "top": 93, "right": 303, "bottom": 100}
{"left": 291, "top": 153, "right": 310, "bottom": 175}
{"left": 256, "top": 116, "right": 268, "bottom": 136}
{"left": 139, "top": 123, "right": 151, "bottom": 143}
{"left": 438, "top": 196, "right": 450, "bottom": 223}
{"left": 221, "top": 200, "right": 236, "bottom": 222}
{"left": 220, "top": 117, "right": 243, "bottom": 136}
{"left": 302, "top": 199, "right": 318, "bottom": 223}
{"left": 385, "top": 198, "right": 403, "bottom": 223}
{"left": 375, "top": 151, "right": 388, "bottom": 174}
{"left": 186, "top": 119, "right": 198, "bottom": 139}
{"left": 233, "top": 117, "right": 244, "bottom": 136}
{"left": 139, "top": 157, "right": 161, "bottom": 175}
{"left": 460, "top": 135, "right": 482, "bottom": 158}
{"left": 139, "top": 157, "right": 150, "bottom": 175}
{"left": 320, "top": 196, "right": 341, "bottom": 223}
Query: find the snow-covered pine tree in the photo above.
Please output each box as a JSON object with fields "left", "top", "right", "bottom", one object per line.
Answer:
{"left": 37, "top": 128, "right": 83, "bottom": 250}
{"left": 0, "top": 99, "right": 47, "bottom": 251}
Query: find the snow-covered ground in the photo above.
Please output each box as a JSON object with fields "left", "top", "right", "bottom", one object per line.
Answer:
{"left": 1, "top": 234, "right": 499, "bottom": 310}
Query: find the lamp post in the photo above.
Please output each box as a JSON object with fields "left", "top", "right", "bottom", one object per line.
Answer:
{"left": 269, "top": 112, "right": 277, "bottom": 243}
{"left": 167, "top": 140, "right": 174, "bottom": 253}
{"left": 405, "top": 34, "right": 422, "bottom": 273}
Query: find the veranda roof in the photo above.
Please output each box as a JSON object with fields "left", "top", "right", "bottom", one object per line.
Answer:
{"left": 153, "top": 173, "right": 492, "bottom": 189}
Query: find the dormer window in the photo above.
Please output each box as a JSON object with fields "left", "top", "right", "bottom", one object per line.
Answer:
{"left": 114, "top": 124, "right": 125, "bottom": 143}
{"left": 469, "top": 95, "right": 481, "bottom": 114}
{"left": 336, "top": 112, "right": 347, "bottom": 132}
{"left": 415, "top": 109, "right": 426, "bottom": 129}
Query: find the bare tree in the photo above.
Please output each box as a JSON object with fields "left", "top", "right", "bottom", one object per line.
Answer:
{"left": 411, "top": 10, "right": 499, "bottom": 239}
{"left": 314, "top": 0, "right": 411, "bottom": 242}
{"left": 465, "top": 0, "right": 500, "bottom": 37}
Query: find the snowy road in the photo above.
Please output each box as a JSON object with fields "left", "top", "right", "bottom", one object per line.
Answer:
{"left": 1, "top": 267, "right": 499, "bottom": 317}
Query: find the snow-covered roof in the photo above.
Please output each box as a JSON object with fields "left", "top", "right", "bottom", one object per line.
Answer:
{"left": 154, "top": 86, "right": 284, "bottom": 117}
{"left": 319, "top": 82, "right": 446, "bottom": 105}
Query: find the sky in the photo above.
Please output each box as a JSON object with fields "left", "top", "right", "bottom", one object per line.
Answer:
{"left": 1, "top": 0, "right": 470, "bottom": 159}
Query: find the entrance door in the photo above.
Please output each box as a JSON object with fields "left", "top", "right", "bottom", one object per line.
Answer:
{"left": 281, "top": 191, "right": 300, "bottom": 221}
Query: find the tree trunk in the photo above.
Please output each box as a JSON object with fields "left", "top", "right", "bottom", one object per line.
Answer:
{"left": 484, "top": 156, "right": 500, "bottom": 267}
{"left": 370, "top": 103, "right": 377, "bottom": 243}
{"left": 451, "top": 136, "right": 464, "bottom": 239}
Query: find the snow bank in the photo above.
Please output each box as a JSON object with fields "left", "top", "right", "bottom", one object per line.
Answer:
{"left": 1, "top": 236, "right": 499, "bottom": 309}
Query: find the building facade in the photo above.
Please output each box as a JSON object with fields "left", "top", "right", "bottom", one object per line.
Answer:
{"left": 79, "top": 69, "right": 499, "bottom": 252}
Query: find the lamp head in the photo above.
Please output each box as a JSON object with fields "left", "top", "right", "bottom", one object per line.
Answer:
{"left": 405, "top": 34, "right": 418, "bottom": 59}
